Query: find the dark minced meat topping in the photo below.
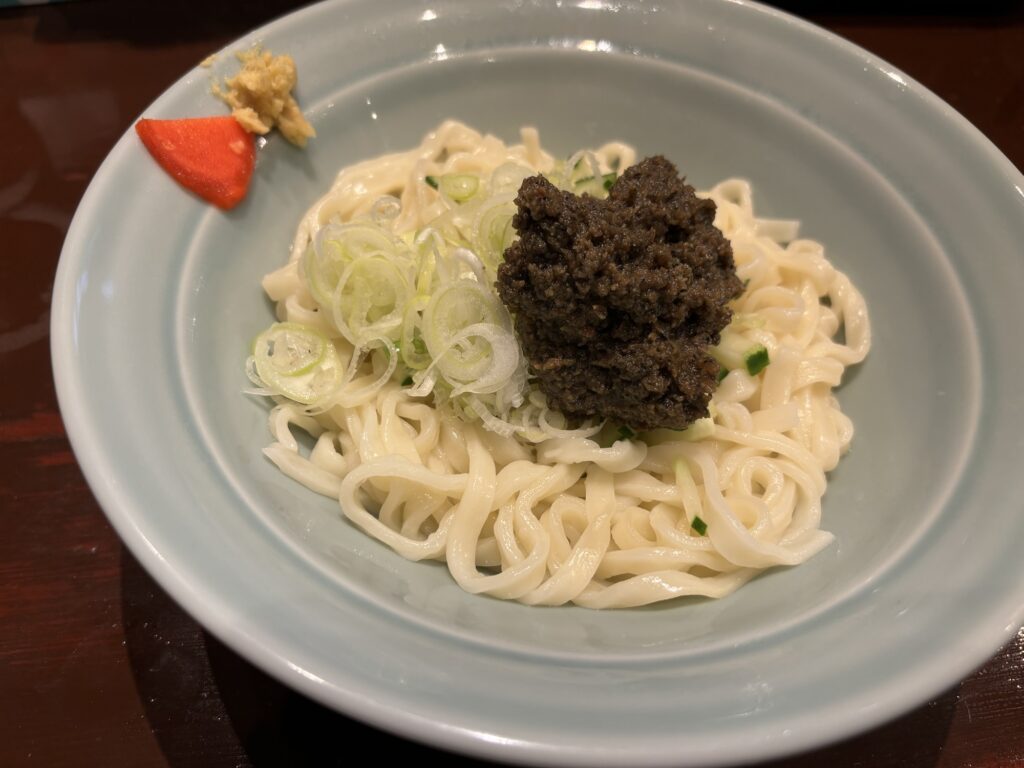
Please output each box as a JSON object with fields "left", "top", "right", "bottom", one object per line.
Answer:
{"left": 495, "top": 155, "right": 743, "bottom": 431}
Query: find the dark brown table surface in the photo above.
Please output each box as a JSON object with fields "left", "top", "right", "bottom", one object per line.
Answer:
{"left": 2, "top": 1, "right": 1023, "bottom": 766}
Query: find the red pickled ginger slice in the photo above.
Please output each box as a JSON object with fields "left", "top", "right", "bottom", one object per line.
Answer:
{"left": 135, "top": 116, "right": 255, "bottom": 210}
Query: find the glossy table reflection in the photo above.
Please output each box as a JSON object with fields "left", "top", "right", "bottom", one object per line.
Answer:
{"left": 2, "top": 1, "right": 1023, "bottom": 766}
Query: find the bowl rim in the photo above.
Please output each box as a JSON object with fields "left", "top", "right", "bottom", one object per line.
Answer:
{"left": 51, "top": 1, "right": 1024, "bottom": 765}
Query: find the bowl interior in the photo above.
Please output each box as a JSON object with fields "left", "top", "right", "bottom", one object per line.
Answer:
{"left": 57, "top": 1, "right": 1024, "bottom": 762}
{"left": 178, "top": 46, "right": 976, "bottom": 656}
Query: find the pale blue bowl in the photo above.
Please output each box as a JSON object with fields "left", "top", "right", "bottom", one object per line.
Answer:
{"left": 52, "top": 1, "right": 1024, "bottom": 765}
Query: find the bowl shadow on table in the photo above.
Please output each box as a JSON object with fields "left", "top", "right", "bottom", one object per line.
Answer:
{"left": 119, "top": 545, "right": 500, "bottom": 767}
{"left": 120, "top": 545, "right": 959, "bottom": 768}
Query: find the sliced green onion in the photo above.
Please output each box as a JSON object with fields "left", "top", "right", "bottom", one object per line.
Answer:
{"left": 252, "top": 323, "right": 343, "bottom": 405}
{"left": 333, "top": 337, "right": 397, "bottom": 407}
{"left": 471, "top": 198, "right": 517, "bottom": 275}
{"left": 443, "top": 323, "right": 521, "bottom": 396}
{"left": 421, "top": 280, "right": 503, "bottom": 351}
{"left": 691, "top": 516, "right": 708, "bottom": 536}
{"left": 304, "top": 222, "right": 408, "bottom": 309}
{"left": 281, "top": 150, "right": 647, "bottom": 442}
{"left": 330, "top": 255, "right": 410, "bottom": 346}
{"left": 420, "top": 280, "right": 519, "bottom": 392}
{"left": 255, "top": 322, "right": 325, "bottom": 375}
{"left": 399, "top": 295, "right": 432, "bottom": 370}
{"left": 412, "top": 228, "right": 442, "bottom": 296}
{"left": 489, "top": 162, "right": 534, "bottom": 195}
{"left": 439, "top": 173, "right": 480, "bottom": 202}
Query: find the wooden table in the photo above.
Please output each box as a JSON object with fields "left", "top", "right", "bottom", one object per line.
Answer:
{"left": 2, "top": 1, "right": 1022, "bottom": 765}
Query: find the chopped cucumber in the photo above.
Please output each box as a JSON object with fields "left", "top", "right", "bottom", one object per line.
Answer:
{"left": 573, "top": 172, "right": 617, "bottom": 198}
{"left": 744, "top": 346, "right": 770, "bottom": 376}
{"left": 711, "top": 326, "right": 771, "bottom": 377}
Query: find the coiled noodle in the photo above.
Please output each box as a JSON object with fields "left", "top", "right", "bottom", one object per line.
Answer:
{"left": 251, "top": 121, "right": 870, "bottom": 608}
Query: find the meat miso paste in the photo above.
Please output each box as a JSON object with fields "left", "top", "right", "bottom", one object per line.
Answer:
{"left": 497, "top": 156, "right": 743, "bottom": 430}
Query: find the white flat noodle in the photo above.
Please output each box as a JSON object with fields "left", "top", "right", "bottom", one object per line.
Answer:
{"left": 264, "top": 442, "right": 341, "bottom": 498}
{"left": 253, "top": 120, "right": 871, "bottom": 608}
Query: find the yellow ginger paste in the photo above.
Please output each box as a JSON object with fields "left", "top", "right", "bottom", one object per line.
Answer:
{"left": 215, "top": 48, "right": 315, "bottom": 147}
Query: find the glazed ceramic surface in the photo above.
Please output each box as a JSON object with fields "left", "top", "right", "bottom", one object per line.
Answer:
{"left": 52, "top": 1, "right": 1024, "bottom": 765}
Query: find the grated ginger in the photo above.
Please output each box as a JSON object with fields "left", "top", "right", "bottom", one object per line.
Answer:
{"left": 214, "top": 47, "right": 315, "bottom": 148}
